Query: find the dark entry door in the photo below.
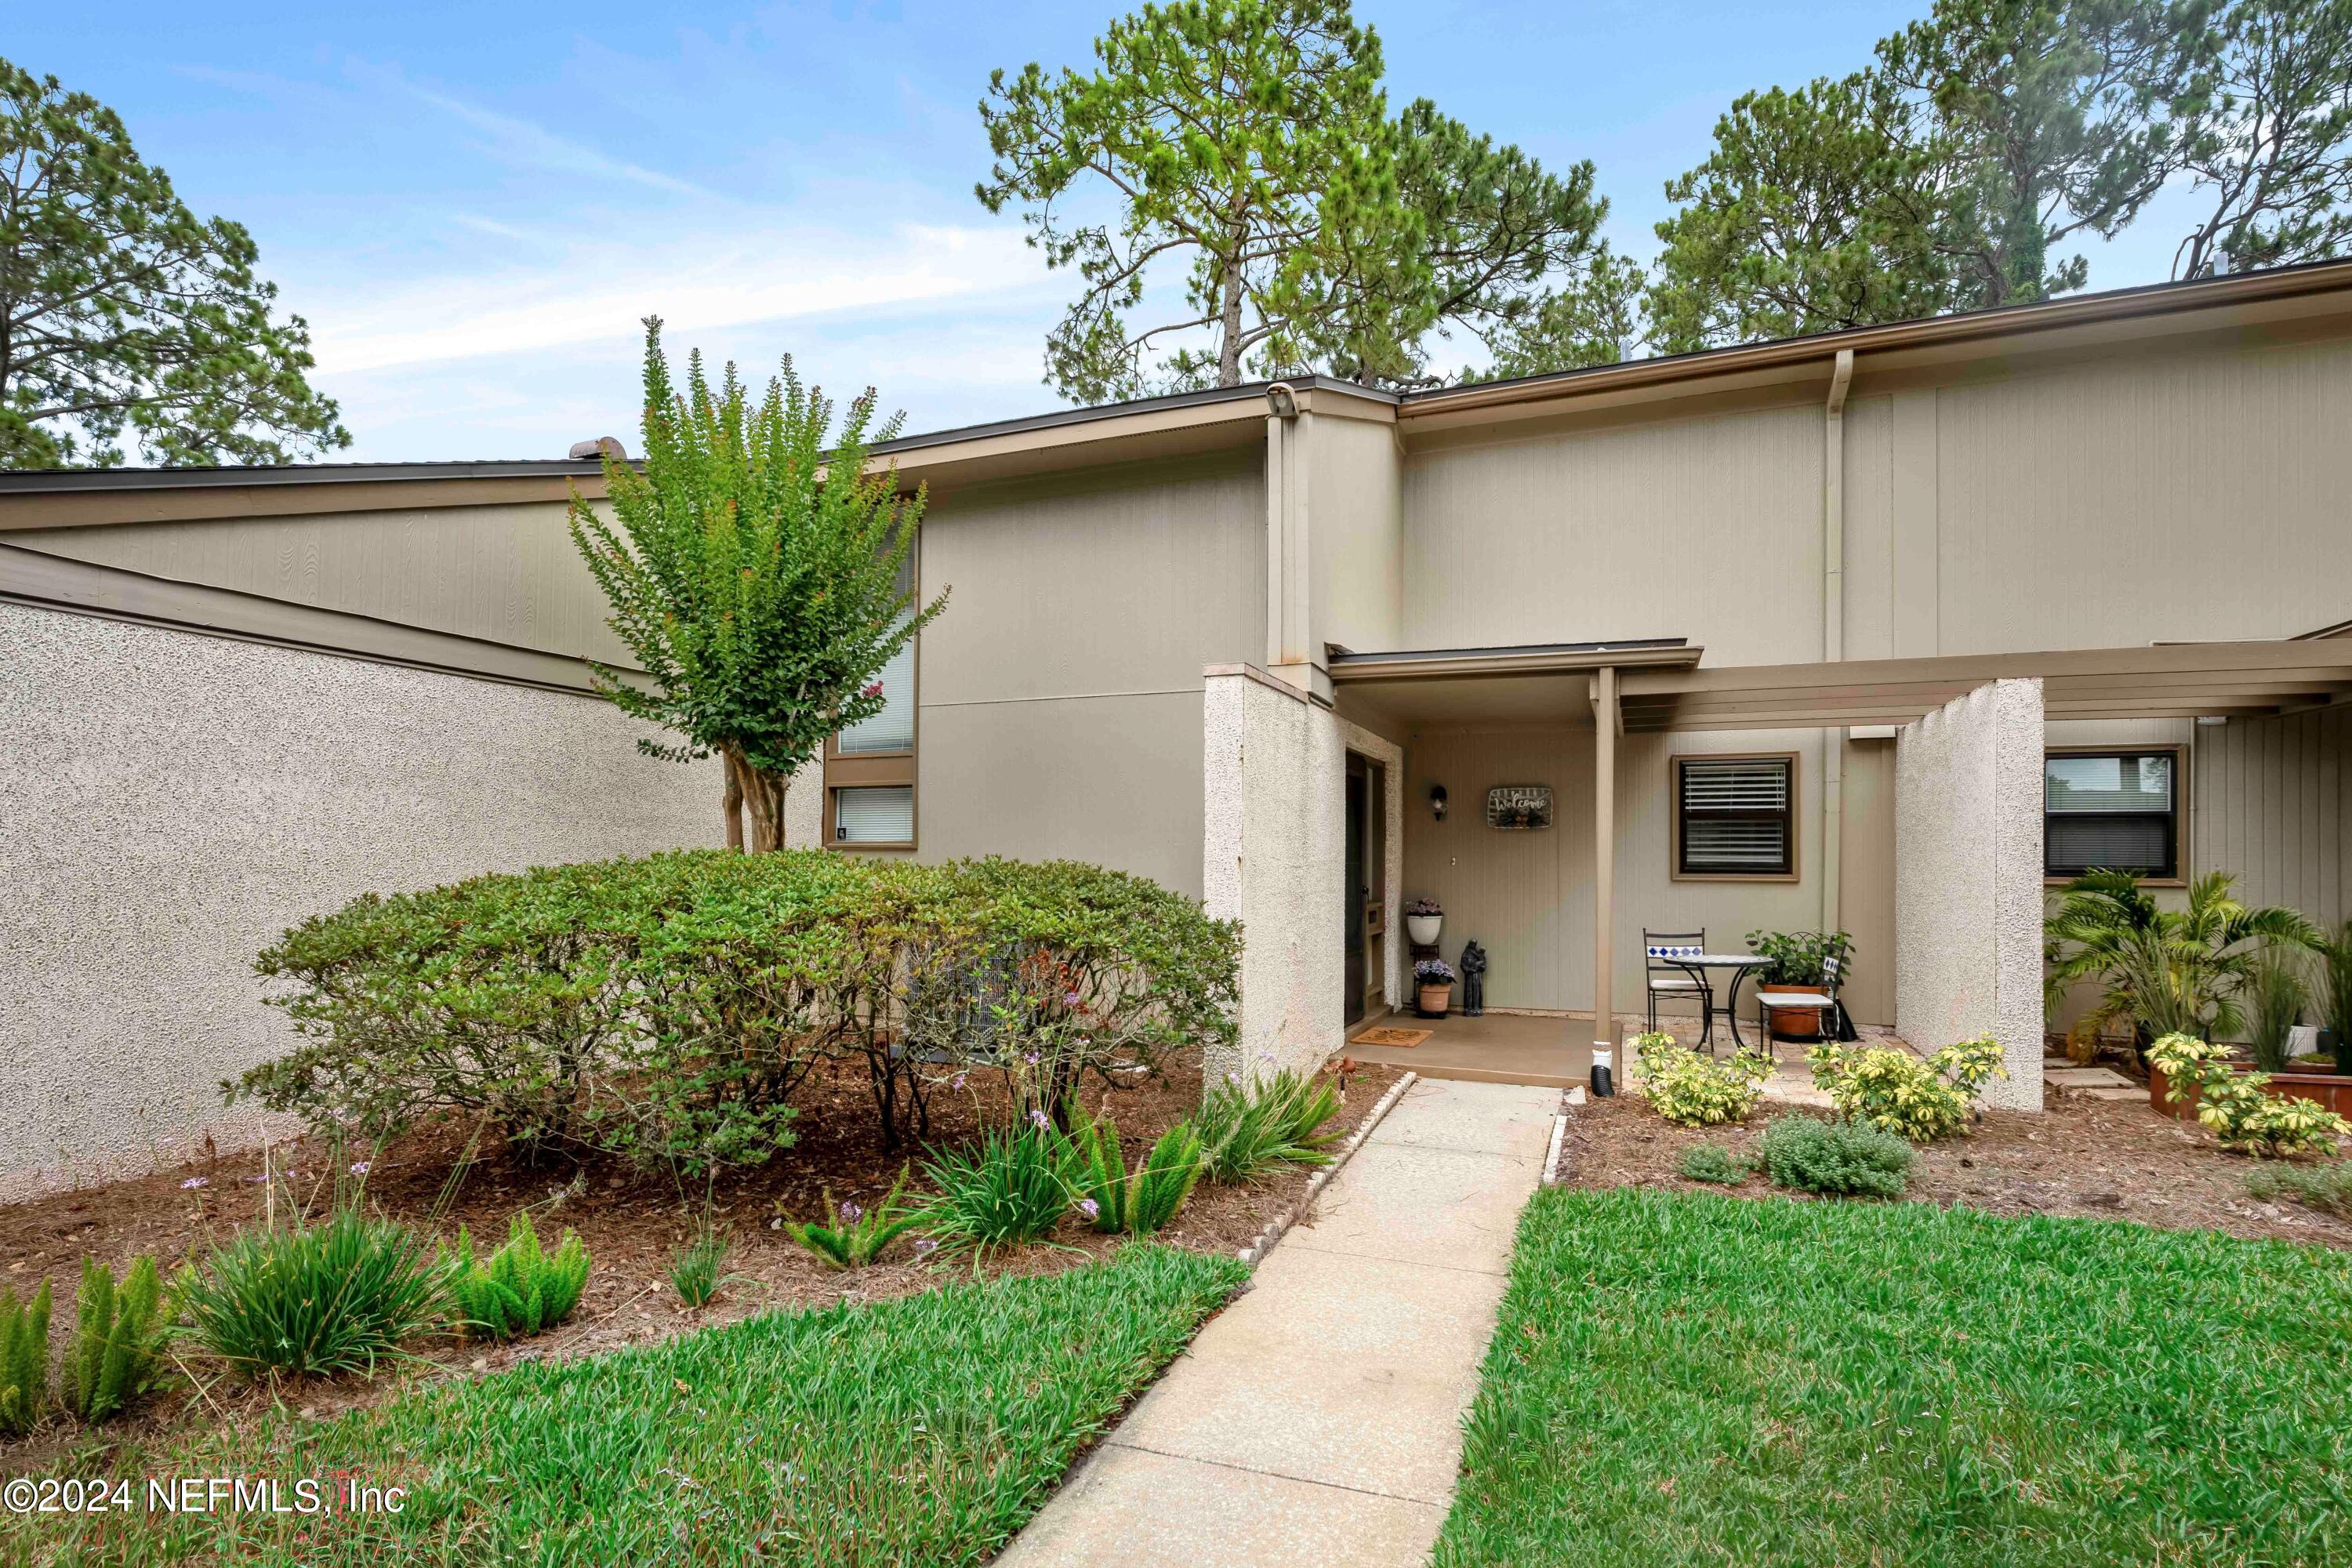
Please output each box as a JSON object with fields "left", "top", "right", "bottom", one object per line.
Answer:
{"left": 1344, "top": 757, "right": 1367, "bottom": 1026}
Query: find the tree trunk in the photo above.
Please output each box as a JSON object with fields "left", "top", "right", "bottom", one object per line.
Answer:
{"left": 1216, "top": 252, "right": 1245, "bottom": 388}
{"left": 730, "top": 750, "right": 789, "bottom": 851}
{"left": 720, "top": 751, "right": 746, "bottom": 852}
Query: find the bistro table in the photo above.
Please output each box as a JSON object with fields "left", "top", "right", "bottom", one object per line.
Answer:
{"left": 1664, "top": 953, "right": 1773, "bottom": 1052}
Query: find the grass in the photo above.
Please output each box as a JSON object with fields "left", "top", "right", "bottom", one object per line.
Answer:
{"left": 13, "top": 1244, "right": 1246, "bottom": 1568}
{"left": 1436, "top": 1188, "right": 2352, "bottom": 1567}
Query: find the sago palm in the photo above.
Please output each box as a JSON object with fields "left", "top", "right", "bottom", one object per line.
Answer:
{"left": 2044, "top": 869, "right": 2320, "bottom": 1050}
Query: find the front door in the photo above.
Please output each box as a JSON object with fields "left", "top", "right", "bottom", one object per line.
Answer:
{"left": 1344, "top": 756, "right": 1368, "bottom": 1026}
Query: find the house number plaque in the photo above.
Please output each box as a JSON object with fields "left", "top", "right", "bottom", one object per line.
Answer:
{"left": 1484, "top": 785, "right": 1554, "bottom": 830}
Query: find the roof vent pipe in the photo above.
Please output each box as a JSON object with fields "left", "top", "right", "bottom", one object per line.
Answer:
{"left": 569, "top": 437, "right": 627, "bottom": 460}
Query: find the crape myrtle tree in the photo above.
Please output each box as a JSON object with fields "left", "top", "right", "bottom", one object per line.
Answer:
{"left": 976, "top": 0, "right": 1633, "bottom": 397}
{"left": 0, "top": 57, "right": 347, "bottom": 467}
{"left": 568, "top": 318, "right": 946, "bottom": 851}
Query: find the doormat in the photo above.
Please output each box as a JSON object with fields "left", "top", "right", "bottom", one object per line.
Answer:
{"left": 1350, "top": 1026, "right": 1431, "bottom": 1048}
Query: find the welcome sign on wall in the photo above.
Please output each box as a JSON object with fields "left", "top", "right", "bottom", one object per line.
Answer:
{"left": 1484, "top": 785, "right": 1553, "bottom": 830}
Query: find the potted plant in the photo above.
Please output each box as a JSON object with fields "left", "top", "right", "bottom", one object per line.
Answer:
{"left": 1414, "top": 956, "right": 1456, "bottom": 1018}
{"left": 1405, "top": 897, "right": 1443, "bottom": 948}
{"left": 1746, "top": 928, "right": 1853, "bottom": 1040}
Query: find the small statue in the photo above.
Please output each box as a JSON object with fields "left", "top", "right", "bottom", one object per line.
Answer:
{"left": 1458, "top": 939, "right": 1488, "bottom": 1017}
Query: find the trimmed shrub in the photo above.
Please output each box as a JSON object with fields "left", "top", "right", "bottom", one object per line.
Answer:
{"left": 2148, "top": 1033, "right": 2350, "bottom": 1158}
{"left": 1196, "top": 1069, "right": 1342, "bottom": 1184}
{"left": 1, "top": 1279, "right": 50, "bottom": 1436}
{"left": 180, "top": 1210, "right": 446, "bottom": 1380}
{"left": 1806, "top": 1036, "right": 2007, "bottom": 1142}
{"left": 443, "top": 1214, "right": 591, "bottom": 1341}
{"left": 238, "top": 851, "right": 1241, "bottom": 1171}
{"left": 1678, "top": 1143, "right": 1750, "bottom": 1185}
{"left": 1632, "top": 1032, "right": 1774, "bottom": 1127}
{"left": 1761, "top": 1115, "right": 1915, "bottom": 1198}
{"left": 63, "top": 1256, "right": 172, "bottom": 1423}
{"left": 784, "top": 1169, "right": 927, "bottom": 1269}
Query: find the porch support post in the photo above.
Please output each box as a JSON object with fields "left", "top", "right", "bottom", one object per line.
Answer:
{"left": 1592, "top": 665, "right": 1618, "bottom": 1054}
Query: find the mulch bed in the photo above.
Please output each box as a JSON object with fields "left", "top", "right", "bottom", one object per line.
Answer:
{"left": 1564, "top": 1083, "right": 2352, "bottom": 1251}
{"left": 1, "top": 1051, "right": 1401, "bottom": 1474}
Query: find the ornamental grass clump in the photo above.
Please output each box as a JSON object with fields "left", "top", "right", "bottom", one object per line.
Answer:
{"left": 63, "top": 1255, "right": 172, "bottom": 1423}
{"left": 2147, "top": 1033, "right": 2350, "bottom": 1158}
{"left": 920, "top": 1120, "right": 1080, "bottom": 1252}
{"left": 1196, "top": 1069, "right": 1341, "bottom": 1183}
{"left": 1806, "top": 1035, "right": 2006, "bottom": 1142}
{"left": 1761, "top": 1115, "right": 1914, "bottom": 1198}
{"left": 179, "top": 1208, "right": 446, "bottom": 1380}
{"left": 1631, "top": 1032, "right": 1775, "bottom": 1127}
{"left": 783, "top": 1168, "right": 927, "bottom": 1269}
{"left": 1070, "top": 1104, "right": 1204, "bottom": 1236}
{"left": 2246, "top": 1161, "right": 2352, "bottom": 1217}
{"left": 667, "top": 1227, "right": 734, "bottom": 1309}
{"left": 1, "top": 1279, "right": 50, "bottom": 1437}
{"left": 442, "top": 1213, "right": 591, "bottom": 1342}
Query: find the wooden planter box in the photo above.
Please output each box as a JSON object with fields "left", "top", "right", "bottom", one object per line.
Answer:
{"left": 2147, "top": 1061, "right": 2352, "bottom": 1120}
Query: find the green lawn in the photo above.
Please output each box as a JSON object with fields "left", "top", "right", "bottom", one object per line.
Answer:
{"left": 1436, "top": 1188, "right": 2352, "bottom": 1567}
{"left": 14, "top": 1244, "right": 1246, "bottom": 1568}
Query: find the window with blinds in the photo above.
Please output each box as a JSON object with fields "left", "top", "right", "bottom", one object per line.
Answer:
{"left": 1674, "top": 754, "right": 1795, "bottom": 877}
{"left": 822, "top": 550, "right": 919, "bottom": 848}
{"left": 2045, "top": 750, "right": 2178, "bottom": 879}
{"left": 833, "top": 785, "right": 914, "bottom": 844}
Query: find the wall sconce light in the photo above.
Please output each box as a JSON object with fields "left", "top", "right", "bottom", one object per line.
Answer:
{"left": 1429, "top": 784, "right": 1448, "bottom": 822}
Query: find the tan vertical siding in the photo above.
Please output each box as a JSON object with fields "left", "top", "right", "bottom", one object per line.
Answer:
{"left": 1397, "top": 404, "right": 1824, "bottom": 662}
{"left": 2194, "top": 707, "right": 2352, "bottom": 927}
{"left": 7, "top": 501, "right": 630, "bottom": 663}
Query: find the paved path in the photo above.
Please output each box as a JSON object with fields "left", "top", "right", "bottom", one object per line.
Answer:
{"left": 996, "top": 1078, "right": 1559, "bottom": 1567}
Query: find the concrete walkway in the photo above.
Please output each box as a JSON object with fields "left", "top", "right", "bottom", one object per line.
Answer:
{"left": 996, "top": 1078, "right": 1558, "bottom": 1566}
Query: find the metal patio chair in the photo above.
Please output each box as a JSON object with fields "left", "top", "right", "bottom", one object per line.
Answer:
{"left": 1759, "top": 953, "right": 1844, "bottom": 1044}
{"left": 1642, "top": 929, "right": 1713, "bottom": 1045}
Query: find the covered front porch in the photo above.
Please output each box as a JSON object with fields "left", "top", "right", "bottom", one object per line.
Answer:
{"left": 1201, "top": 635, "right": 2352, "bottom": 1106}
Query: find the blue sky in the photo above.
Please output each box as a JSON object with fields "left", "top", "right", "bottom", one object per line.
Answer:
{"left": 13, "top": 1, "right": 2205, "bottom": 462}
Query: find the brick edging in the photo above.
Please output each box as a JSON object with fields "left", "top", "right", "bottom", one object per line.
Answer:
{"left": 1236, "top": 1069, "right": 1417, "bottom": 1268}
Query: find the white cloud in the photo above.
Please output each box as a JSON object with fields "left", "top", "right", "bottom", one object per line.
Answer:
{"left": 301, "top": 220, "right": 1044, "bottom": 375}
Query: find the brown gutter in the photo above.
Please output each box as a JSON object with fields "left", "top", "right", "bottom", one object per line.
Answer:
{"left": 1399, "top": 258, "right": 2352, "bottom": 424}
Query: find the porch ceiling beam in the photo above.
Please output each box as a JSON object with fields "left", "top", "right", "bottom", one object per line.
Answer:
{"left": 1617, "top": 640, "right": 2352, "bottom": 700}
{"left": 1328, "top": 641, "right": 1702, "bottom": 684}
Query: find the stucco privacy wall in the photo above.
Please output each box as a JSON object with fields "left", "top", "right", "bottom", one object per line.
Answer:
{"left": 0, "top": 604, "right": 717, "bottom": 1200}
{"left": 1894, "top": 678, "right": 2045, "bottom": 1111}
{"left": 1203, "top": 666, "right": 1345, "bottom": 1081}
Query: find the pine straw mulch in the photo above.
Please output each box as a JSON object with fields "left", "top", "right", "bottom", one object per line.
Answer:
{"left": 1564, "top": 1082, "right": 2352, "bottom": 1251}
{"left": 0, "top": 1051, "right": 1402, "bottom": 1475}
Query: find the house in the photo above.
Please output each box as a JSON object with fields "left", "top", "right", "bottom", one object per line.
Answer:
{"left": 7, "top": 261, "right": 2352, "bottom": 1198}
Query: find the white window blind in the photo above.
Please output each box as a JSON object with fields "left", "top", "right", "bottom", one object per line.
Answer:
{"left": 834, "top": 786, "right": 913, "bottom": 844}
{"left": 2044, "top": 751, "right": 2176, "bottom": 877}
{"left": 837, "top": 633, "right": 915, "bottom": 754}
{"left": 1677, "top": 757, "right": 1793, "bottom": 876}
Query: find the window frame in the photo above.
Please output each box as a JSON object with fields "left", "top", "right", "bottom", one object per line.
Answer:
{"left": 2042, "top": 743, "right": 2186, "bottom": 886}
{"left": 1669, "top": 750, "right": 1800, "bottom": 883}
{"left": 820, "top": 552, "right": 921, "bottom": 853}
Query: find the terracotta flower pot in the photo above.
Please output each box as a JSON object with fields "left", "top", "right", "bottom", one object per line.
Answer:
{"left": 1757, "top": 989, "right": 1823, "bottom": 1040}
{"left": 1416, "top": 982, "right": 1452, "bottom": 1018}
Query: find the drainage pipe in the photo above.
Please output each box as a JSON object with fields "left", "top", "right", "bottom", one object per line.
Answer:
{"left": 1821, "top": 350, "right": 1853, "bottom": 935}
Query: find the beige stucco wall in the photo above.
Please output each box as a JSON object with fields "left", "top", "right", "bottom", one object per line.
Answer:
{"left": 1896, "top": 680, "right": 2046, "bottom": 1109}
{"left": 891, "top": 451, "right": 1265, "bottom": 898}
{"left": 0, "top": 603, "right": 718, "bottom": 1200}
{"left": 9, "top": 498, "right": 633, "bottom": 665}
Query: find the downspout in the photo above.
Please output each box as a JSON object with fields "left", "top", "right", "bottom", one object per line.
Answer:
{"left": 1821, "top": 350, "right": 1853, "bottom": 937}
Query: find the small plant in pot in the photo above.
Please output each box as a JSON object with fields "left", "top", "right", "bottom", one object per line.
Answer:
{"left": 1414, "top": 956, "right": 1456, "bottom": 1018}
{"left": 1747, "top": 928, "right": 1853, "bottom": 1040}
{"left": 1405, "top": 897, "right": 1443, "bottom": 948}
